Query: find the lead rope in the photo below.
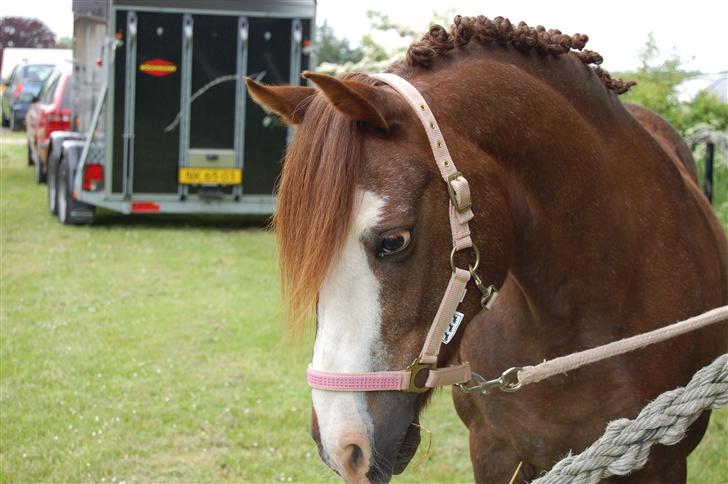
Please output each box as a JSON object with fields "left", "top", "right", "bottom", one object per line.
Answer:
{"left": 460, "top": 305, "right": 728, "bottom": 394}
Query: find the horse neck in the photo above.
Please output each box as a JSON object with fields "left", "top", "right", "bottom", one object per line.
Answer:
{"left": 425, "top": 55, "right": 695, "bottom": 328}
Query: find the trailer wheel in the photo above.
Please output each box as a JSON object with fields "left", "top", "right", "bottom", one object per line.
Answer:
{"left": 57, "top": 158, "right": 95, "bottom": 225}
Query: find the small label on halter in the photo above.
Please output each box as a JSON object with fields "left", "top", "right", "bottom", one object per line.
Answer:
{"left": 442, "top": 311, "right": 464, "bottom": 344}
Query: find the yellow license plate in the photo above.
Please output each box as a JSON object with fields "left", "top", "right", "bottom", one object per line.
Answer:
{"left": 178, "top": 168, "right": 242, "bottom": 185}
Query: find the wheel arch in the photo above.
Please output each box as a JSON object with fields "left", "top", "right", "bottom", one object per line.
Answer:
{"left": 48, "top": 131, "right": 84, "bottom": 175}
{"left": 60, "top": 139, "right": 87, "bottom": 196}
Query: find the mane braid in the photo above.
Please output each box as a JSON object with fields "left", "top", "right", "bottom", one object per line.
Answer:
{"left": 274, "top": 75, "right": 370, "bottom": 333}
{"left": 406, "top": 15, "right": 635, "bottom": 94}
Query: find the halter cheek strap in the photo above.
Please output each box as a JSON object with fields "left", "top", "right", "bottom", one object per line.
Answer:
{"left": 306, "top": 73, "right": 497, "bottom": 393}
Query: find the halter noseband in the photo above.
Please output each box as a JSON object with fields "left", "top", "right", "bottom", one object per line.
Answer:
{"left": 306, "top": 73, "right": 498, "bottom": 393}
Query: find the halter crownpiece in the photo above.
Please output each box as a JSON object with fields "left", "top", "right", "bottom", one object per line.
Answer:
{"left": 306, "top": 73, "right": 498, "bottom": 393}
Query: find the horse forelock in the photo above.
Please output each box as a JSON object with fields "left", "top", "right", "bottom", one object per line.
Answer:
{"left": 274, "top": 76, "right": 377, "bottom": 333}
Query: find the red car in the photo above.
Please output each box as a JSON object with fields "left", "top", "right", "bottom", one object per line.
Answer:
{"left": 25, "top": 68, "right": 73, "bottom": 184}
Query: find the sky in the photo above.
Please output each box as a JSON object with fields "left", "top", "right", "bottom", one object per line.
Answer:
{"left": 1, "top": 0, "right": 726, "bottom": 74}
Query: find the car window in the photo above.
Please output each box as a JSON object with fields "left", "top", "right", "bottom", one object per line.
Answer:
{"left": 37, "top": 71, "right": 55, "bottom": 100}
{"left": 23, "top": 64, "right": 54, "bottom": 83}
{"left": 8, "top": 65, "right": 22, "bottom": 86}
{"left": 41, "top": 73, "right": 61, "bottom": 104}
{"left": 61, "top": 77, "right": 73, "bottom": 109}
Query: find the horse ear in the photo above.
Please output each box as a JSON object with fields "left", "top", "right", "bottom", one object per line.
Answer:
{"left": 301, "top": 71, "right": 390, "bottom": 130}
{"left": 245, "top": 77, "right": 315, "bottom": 124}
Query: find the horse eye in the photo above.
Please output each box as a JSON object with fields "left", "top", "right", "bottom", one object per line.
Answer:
{"left": 380, "top": 229, "right": 412, "bottom": 256}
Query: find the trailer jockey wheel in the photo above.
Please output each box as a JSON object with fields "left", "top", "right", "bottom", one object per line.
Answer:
{"left": 57, "top": 158, "right": 95, "bottom": 225}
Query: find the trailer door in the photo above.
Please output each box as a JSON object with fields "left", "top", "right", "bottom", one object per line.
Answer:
{"left": 112, "top": 10, "right": 297, "bottom": 200}
{"left": 243, "top": 18, "right": 292, "bottom": 195}
{"left": 181, "top": 14, "right": 240, "bottom": 197}
{"left": 132, "top": 12, "right": 182, "bottom": 194}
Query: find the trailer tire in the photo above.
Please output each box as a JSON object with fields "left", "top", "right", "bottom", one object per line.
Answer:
{"left": 57, "top": 158, "right": 95, "bottom": 225}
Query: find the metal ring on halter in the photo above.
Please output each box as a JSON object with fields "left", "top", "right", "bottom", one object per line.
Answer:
{"left": 450, "top": 244, "right": 480, "bottom": 273}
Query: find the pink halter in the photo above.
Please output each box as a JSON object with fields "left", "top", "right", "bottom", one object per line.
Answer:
{"left": 306, "top": 73, "right": 497, "bottom": 393}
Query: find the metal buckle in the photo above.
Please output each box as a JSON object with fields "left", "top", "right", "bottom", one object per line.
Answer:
{"left": 405, "top": 359, "right": 436, "bottom": 393}
{"left": 456, "top": 367, "right": 524, "bottom": 395}
{"left": 451, "top": 245, "right": 498, "bottom": 310}
{"left": 446, "top": 171, "right": 472, "bottom": 213}
{"left": 470, "top": 270, "right": 498, "bottom": 310}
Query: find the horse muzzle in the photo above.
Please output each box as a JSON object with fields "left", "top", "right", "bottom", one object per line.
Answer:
{"left": 311, "top": 400, "right": 422, "bottom": 484}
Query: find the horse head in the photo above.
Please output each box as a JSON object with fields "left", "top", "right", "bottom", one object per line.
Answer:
{"left": 247, "top": 71, "right": 513, "bottom": 481}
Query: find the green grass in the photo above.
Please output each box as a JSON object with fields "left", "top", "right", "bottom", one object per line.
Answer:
{"left": 0, "top": 127, "right": 726, "bottom": 483}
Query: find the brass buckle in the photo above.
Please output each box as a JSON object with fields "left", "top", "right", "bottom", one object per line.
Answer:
{"left": 405, "top": 359, "right": 436, "bottom": 393}
{"left": 446, "top": 171, "right": 472, "bottom": 213}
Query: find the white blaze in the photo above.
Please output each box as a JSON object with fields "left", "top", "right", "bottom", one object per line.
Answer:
{"left": 311, "top": 189, "right": 386, "bottom": 468}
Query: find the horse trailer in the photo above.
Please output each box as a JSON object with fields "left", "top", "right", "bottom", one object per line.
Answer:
{"left": 48, "top": 0, "right": 315, "bottom": 223}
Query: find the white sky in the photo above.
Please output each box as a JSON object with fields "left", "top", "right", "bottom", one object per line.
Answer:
{"left": 1, "top": 0, "right": 726, "bottom": 73}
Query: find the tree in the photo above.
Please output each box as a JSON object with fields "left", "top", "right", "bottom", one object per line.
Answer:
{"left": 316, "top": 21, "right": 363, "bottom": 65}
{"left": 617, "top": 33, "right": 698, "bottom": 132}
{"left": 0, "top": 16, "right": 57, "bottom": 68}
{"left": 316, "top": 10, "right": 455, "bottom": 75}
{"left": 57, "top": 36, "right": 73, "bottom": 49}
{"left": 683, "top": 90, "right": 728, "bottom": 132}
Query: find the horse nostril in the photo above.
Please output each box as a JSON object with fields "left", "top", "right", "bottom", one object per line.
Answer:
{"left": 342, "top": 443, "right": 366, "bottom": 476}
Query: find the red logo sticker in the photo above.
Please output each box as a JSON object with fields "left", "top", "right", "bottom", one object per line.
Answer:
{"left": 139, "top": 58, "right": 177, "bottom": 77}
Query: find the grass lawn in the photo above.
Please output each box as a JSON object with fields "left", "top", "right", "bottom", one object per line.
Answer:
{"left": 1, "top": 127, "right": 726, "bottom": 483}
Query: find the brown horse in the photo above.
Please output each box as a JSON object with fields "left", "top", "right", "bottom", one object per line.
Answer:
{"left": 247, "top": 16, "right": 727, "bottom": 483}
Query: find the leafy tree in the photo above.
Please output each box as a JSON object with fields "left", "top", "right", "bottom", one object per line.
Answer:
{"left": 0, "top": 16, "right": 57, "bottom": 68}
{"left": 617, "top": 33, "right": 698, "bottom": 132}
{"left": 365, "top": 10, "right": 419, "bottom": 40}
{"left": 683, "top": 90, "right": 728, "bottom": 132}
{"left": 57, "top": 36, "right": 73, "bottom": 49}
{"left": 316, "top": 21, "right": 363, "bottom": 65}
{"left": 317, "top": 10, "right": 455, "bottom": 75}
{"left": 616, "top": 33, "right": 728, "bottom": 136}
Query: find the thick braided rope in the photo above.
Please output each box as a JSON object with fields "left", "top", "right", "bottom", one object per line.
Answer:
{"left": 532, "top": 353, "right": 728, "bottom": 484}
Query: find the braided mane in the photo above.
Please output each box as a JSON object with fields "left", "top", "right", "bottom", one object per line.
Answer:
{"left": 405, "top": 15, "right": 635, "bottom": 94}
